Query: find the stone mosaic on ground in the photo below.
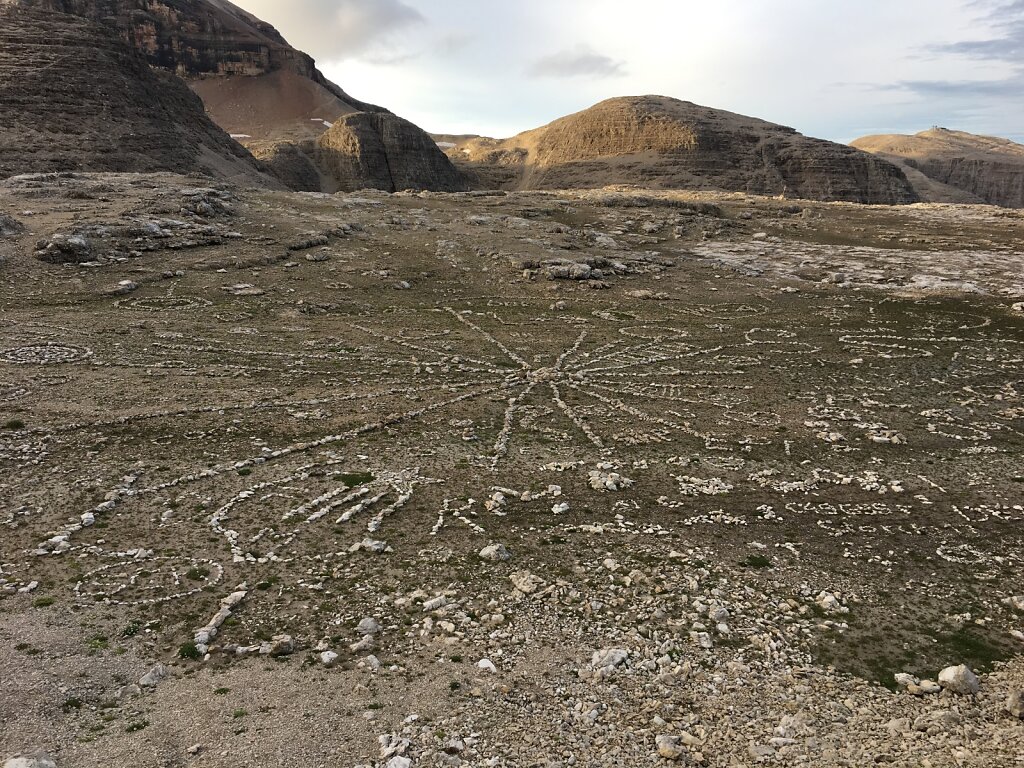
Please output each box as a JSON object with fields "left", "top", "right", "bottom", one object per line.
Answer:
{"left": 0, "top": 174, "right": 1022, "bottom": 767}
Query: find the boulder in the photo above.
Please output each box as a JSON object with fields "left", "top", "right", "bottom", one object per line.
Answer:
{"left": 938, "top": 664, "right": 980, "bottom": 695}
{"left": 3, "top": 755, "right": 56, "bottom": 768}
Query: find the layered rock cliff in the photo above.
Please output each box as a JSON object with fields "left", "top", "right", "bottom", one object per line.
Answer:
{"left": 453, "top": 96, "right": 919, "bottom": 204}
{"left": 13, "top": 0, "right": 385, "bottom": 142}
{"left": 852, "top": 128, "right": 1024, "bottom": 208}
{"left": 313, "top": 114, "right": 469, "bottom": 193}
{"left": 0, "top": 4, "right": 275, "bottom": 183}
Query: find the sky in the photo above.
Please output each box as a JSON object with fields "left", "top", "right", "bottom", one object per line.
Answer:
{"left": 235, "top": 0, "right": 1024, "bottom": 144}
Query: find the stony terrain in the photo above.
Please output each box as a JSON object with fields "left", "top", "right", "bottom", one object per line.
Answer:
{"left": 0, "top": 174, "right": 1022, "bottom": 767}
{"left": 853, "top": 129, "right": 1024, "bottom": 209}
{"left": 0, "top": 5, "right": 273, "bottom": 185}
{"left": 449, "top": 97, "right": 920, "bottom": 205}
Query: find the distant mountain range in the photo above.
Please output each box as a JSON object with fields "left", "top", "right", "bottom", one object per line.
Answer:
{"left": 444, "top": 96, "right": 919, "bottom": 205}
{"left": 852, "top": 128, "right": 1024, "bottom": 208}
{"left": 2, "top": 0, "right": 1021, "bottom": 207}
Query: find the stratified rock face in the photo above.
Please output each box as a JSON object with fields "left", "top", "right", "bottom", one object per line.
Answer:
{"left": 0, "top": 4, "right": 273, "bottom": 183}
{"left": 852, "top": 128, "right": 1024, "bottom": 208}
{"left": 14, "top": 0, "right": 385, "bottom": 142}
{"left": 456, "top": 96, "right": 919, "bottom": 204}
{"left": 250, "top": 141, "right": 323, "bottom": 193}
{"left": 315, "top": 113, "right": 468, "bottom": 193}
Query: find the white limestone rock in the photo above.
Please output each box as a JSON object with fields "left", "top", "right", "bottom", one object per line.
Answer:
{"left": 938, "top": 664, "right": 980, "bottom": 695}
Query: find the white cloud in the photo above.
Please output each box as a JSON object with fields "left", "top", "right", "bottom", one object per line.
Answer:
{"left": 234, "top": 0, "right": 1024, "bottom": 143}
{"left": 527, "top": 46, "right": 626, "bottom": 79}
{"left": 240, "top": 0, "right": 424, "bottom": 60}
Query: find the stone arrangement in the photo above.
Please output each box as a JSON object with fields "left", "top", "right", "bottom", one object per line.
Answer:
{"left": 0, "top": 174, "right": 1021, "bottom": 767}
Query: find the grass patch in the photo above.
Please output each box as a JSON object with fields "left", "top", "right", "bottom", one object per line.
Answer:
{"left": 178, "top": 642, "right": 202, "bottom": 660}
{"left": 338, "top": 471, "right": 375, "bottom": 488}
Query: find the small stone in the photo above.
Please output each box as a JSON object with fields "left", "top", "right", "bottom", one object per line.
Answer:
{"left": 422, "top": 596, "right": 448, "bottom": 612}
{"left": 350, "top": 635, "right": 374, "bottom": 652}
{"left": 1007, "top": 691, "right": 1024, "bottom": 719}
{"left": 386, "top": 758, "right": 412, "bottom": 768}
{"left": 476, "top": 658, "right": 497, "bottom": 673}
{"left": 478, "top": 543, "right": 511, "bottom": 562}
{"left": 186, "top": 745, "right": 202, "bottom": 756}
{"left": 320, "top": 651, "right": 339, "bottom": 667}
{"left": 655, "top": 734, "right": 684, "bottom": 760}
{"left": 510, "top": 570, "right": 543, "bottom": 594}
{"left": 357, "top": 617, "right": 381, "bottom": 636}
{"left": 115, "top": 684, "right": 142, "bottom": 701}
{"left": 913, "top": 710, "right": 960, "bottom": 733}
{"left": 3, "top": 755, "right": 56, "bottom": 768}
{"left": 221, "top": 283, "right": 265, "bottom": 297}
{"left": 109, "top": 280, "right": 138, "bottom": 296}
{"left": 263, "top": 634, "right": 294, "bottom": 657}
{"left": 893, "top": 673, "right": 917, "bottom": 690}
{"left": 350, "top": 538, "right": 389, "bottom": 554}
{"left": 591, "top": 648, "right": 629, "bottom": 670}
{"left": 937, "top": 664, "right": 980, "bottom": 695}
{"left": 138, "top": 663, "right": 170, "bottom": 688}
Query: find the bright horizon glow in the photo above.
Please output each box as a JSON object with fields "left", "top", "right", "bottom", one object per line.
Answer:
{"left": 235, "top": 0, "right": 1024, "bottom": 145}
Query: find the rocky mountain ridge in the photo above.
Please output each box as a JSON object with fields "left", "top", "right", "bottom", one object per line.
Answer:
{"left": 451, "top": 96, "right": 920, "bottom": 204}
{"left": 11, "top": 0, "right": 385, "bottom": 143}
{"left": 852, "top": 128, "right": 1024, "bottom": 208}
{"left": 3, "top": 0, "right": 469, "bottom": 192}
{"left": 0, "top": 3, "right": 275, "bottom": 184}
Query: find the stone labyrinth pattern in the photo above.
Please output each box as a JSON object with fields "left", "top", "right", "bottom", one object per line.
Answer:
{"left": 1, "top": 293, "right": 1022, "bottom": 645}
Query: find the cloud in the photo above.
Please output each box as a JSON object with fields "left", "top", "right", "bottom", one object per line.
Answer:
{"left": 893, "top": 74, "right": 1024, "bottom": 97}
{"left": 239, "top": 0, "right": 425, "bottom": 61}
{"left": 883, "top": 0, "right": 1024, "bottom": 129}
{"left": 527, "top": 46, "right": 626, "bottom": 79}
{"left": 936, "top": 1, "right": 1024, "bottom": 59}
